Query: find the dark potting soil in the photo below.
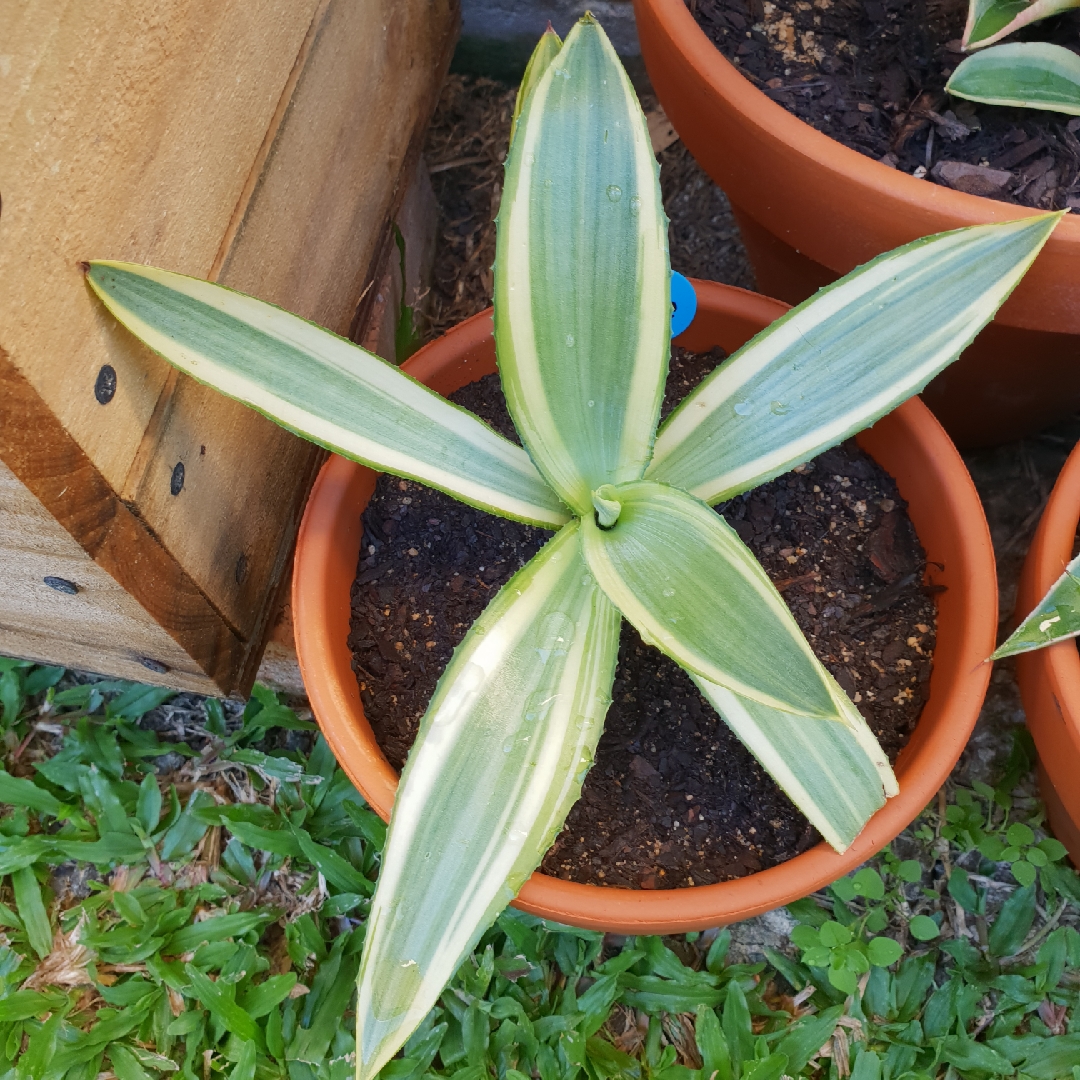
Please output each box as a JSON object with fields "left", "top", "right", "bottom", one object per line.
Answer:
{"left": 693, "top": 0, "right": 1080, "bottom": 209}
{"left": 348, "top": 352, "right": 937, "bottom": 888}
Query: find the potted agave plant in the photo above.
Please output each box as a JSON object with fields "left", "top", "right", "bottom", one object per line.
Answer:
{"left": 633, "top": 0, "right": 1080, "bottom": 448}
{"left": 85, "top": 16, "right": 1057, "bottom": 1078}
{"left": 994, "top": 443, "right": 1080, "bottom": 869}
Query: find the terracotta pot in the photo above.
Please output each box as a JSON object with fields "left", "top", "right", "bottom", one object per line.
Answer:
{"left": 293, "top": 281, "right": 996, "bottom": 933}
{"left": 633, "top": 0, "right": 1080, "bottom": 450}
{"left": 1014, "top": 442, "right": 1080, "bottom": 868}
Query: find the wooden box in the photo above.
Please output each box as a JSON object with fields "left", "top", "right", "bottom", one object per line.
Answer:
{"left": 0, "top": 0, "right": 459, "bottom": 695}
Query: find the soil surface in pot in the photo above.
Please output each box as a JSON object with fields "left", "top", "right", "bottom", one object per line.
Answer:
{"left": 348, "top": 349, "right": 937, "bottom": 888}
{"left": 695, "top": 0, "right": 1080, "bottom": 209}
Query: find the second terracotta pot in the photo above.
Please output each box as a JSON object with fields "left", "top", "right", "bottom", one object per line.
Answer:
{"left": 293, "top": 281, "right": 996, "bottom": 933}
{"left": 1014, "top": 442, "right": 1080, "bottom": 868}
{"left": 634, "top": 0, "right": 1080, "bottom": 449}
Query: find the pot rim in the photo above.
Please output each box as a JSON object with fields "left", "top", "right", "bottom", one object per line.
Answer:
{"left": 639, "top": 0, "right": 1079, "bottom": 236}
{"left": 293, "top": 280, "right": 996, "bottom": 933}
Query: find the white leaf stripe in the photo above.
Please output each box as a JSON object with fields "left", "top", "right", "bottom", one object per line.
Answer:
{"left": 87, "top": 262, "right": 570, "bottom": 529}
{"left": 355, "top": 522, "right": 620, "bottom": 1080}
{"left": 581, "top": 480, "right": 835, "bottom": 718}
{"left": 692, "top": 671, "right": 896, "bottom": 853}
{"left": 948, "top": 42, "right": 1080, "bottom": 115}
{"left": 495, "top": 17, "right": 670, "bottom": 514}
{"left": 510, "top": 27, "right": 562, "bottom": 145}
{"left": 647, "top": 216, "right": 1060, "bottom": 504}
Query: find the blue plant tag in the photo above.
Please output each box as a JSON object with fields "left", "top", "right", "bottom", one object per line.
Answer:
{"left": 671, "top": 271, "right": 697, "bottom": 338}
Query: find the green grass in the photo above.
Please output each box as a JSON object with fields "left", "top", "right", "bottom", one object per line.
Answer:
{"left": 0, "top": 655, "right": 1078, "bottom": 1080}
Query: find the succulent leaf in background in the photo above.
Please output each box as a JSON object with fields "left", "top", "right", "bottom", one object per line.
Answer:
{"left": 949, "top": 40, "right": 1080, "bottom": 114}
{"left": 84, "top": 15, "right": 1060, "bottom": 1078}
{"left": 951, "top": 0, "right": 1080, "bottom": 113}
{"left": 963, "top": 0, "right": 1080, "bottom": 51}
{"left": 993, "top": 550, "right": 1080, "bottom": 656}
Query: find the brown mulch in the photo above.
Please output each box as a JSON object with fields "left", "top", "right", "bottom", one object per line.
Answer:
{"left": 423, "top": 77, "right": 515, "bottom": 343}
{"left": 693, "top": 0, "right": 1080, "bottom": 209}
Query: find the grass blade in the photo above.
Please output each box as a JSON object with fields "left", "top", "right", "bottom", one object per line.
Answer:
{"left": 12, "top": 866, "right": 52, "bottom": 960}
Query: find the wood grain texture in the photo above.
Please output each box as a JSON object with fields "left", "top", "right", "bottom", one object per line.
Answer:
{"left": 120, "top": 0, "right": 459, "bottom": 639}
{"left": 0, "top": 0, "right": 324, "bottom": 490}
{"left": 0, "top": 0, "right": 460, "bottom": 692}
{"left": 0, "top": 354, "right": 243, "bottom": 694}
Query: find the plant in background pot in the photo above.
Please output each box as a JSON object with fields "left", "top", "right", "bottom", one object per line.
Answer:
{"left": 633, "top": 0, "right": 1080, "bottom": 448}
{"left": 992, "top": 448, "right": 1080, "bottom": 869}
{"left": 949, "top": 0, "right": 1080, "bottom": 114}
{"left": 963, "top": 0, "right": 1080, "bottom": 51}
{"left": 84, "top": 15, "right": 1057, "bottom": 1078}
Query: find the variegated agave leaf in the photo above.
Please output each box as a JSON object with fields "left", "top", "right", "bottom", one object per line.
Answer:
{"left": 85, "top": 262, "right": 569, "bottom": 529}
{"left": 646, "top": 215, "right": 1060, "bottom": 504}
{"left": 580, "top": 480, "right": 897, "bottom": 849}
{"left": 993, "top": 551, "right": 1080, "bottom": 657}
{"left": 963, "top": 0, "right": 1080, "bottom": 50}
{"left": 691, "top": 673, "right": 897, "bottom": 853}
{"left": 581, "top": 481, "right": 835, "bottom": 717}
{"left": 948, "top": 42, "right": 1080, "bottom": 114}
{"left": 495, "top": 14, "right": 670, "bottom": 515}
{"left": 355, "top": 523, "right": 621, "bottom": 1080}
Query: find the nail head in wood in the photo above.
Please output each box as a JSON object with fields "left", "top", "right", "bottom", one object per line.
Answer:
{"left": 138, "top": 656, "right": 169, "bottom": 674}
{"left": 170, "top": 461, "right": 185, "bottom": 496}
{"left": 94, "top": 364, "right": 117, "bottom": 404}
{"left": 43, "top": 576, "right": 79, "bottom": 595}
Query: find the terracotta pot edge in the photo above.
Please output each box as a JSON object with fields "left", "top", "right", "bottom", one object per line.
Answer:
{"left": 1015, "top": 441, "right": 1080, "bottom": 817}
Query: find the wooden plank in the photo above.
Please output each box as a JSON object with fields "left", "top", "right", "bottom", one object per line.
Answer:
{"left": 0, "top": 454, "right": 227, "bottom": 696}
{"left": 0, "top": 349, "right": 247, "bottom": 692}
{"left": 120, "top": 0, "right": 459, "bottom": 639}
{"left": 0, "top": 0, "right": 459, "bottom": 692}
{"left": 0, "top": 0, "right": 323, "bottom": 491}
{"left": 258, "top": 156, "right": 441, "bottom": 694}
